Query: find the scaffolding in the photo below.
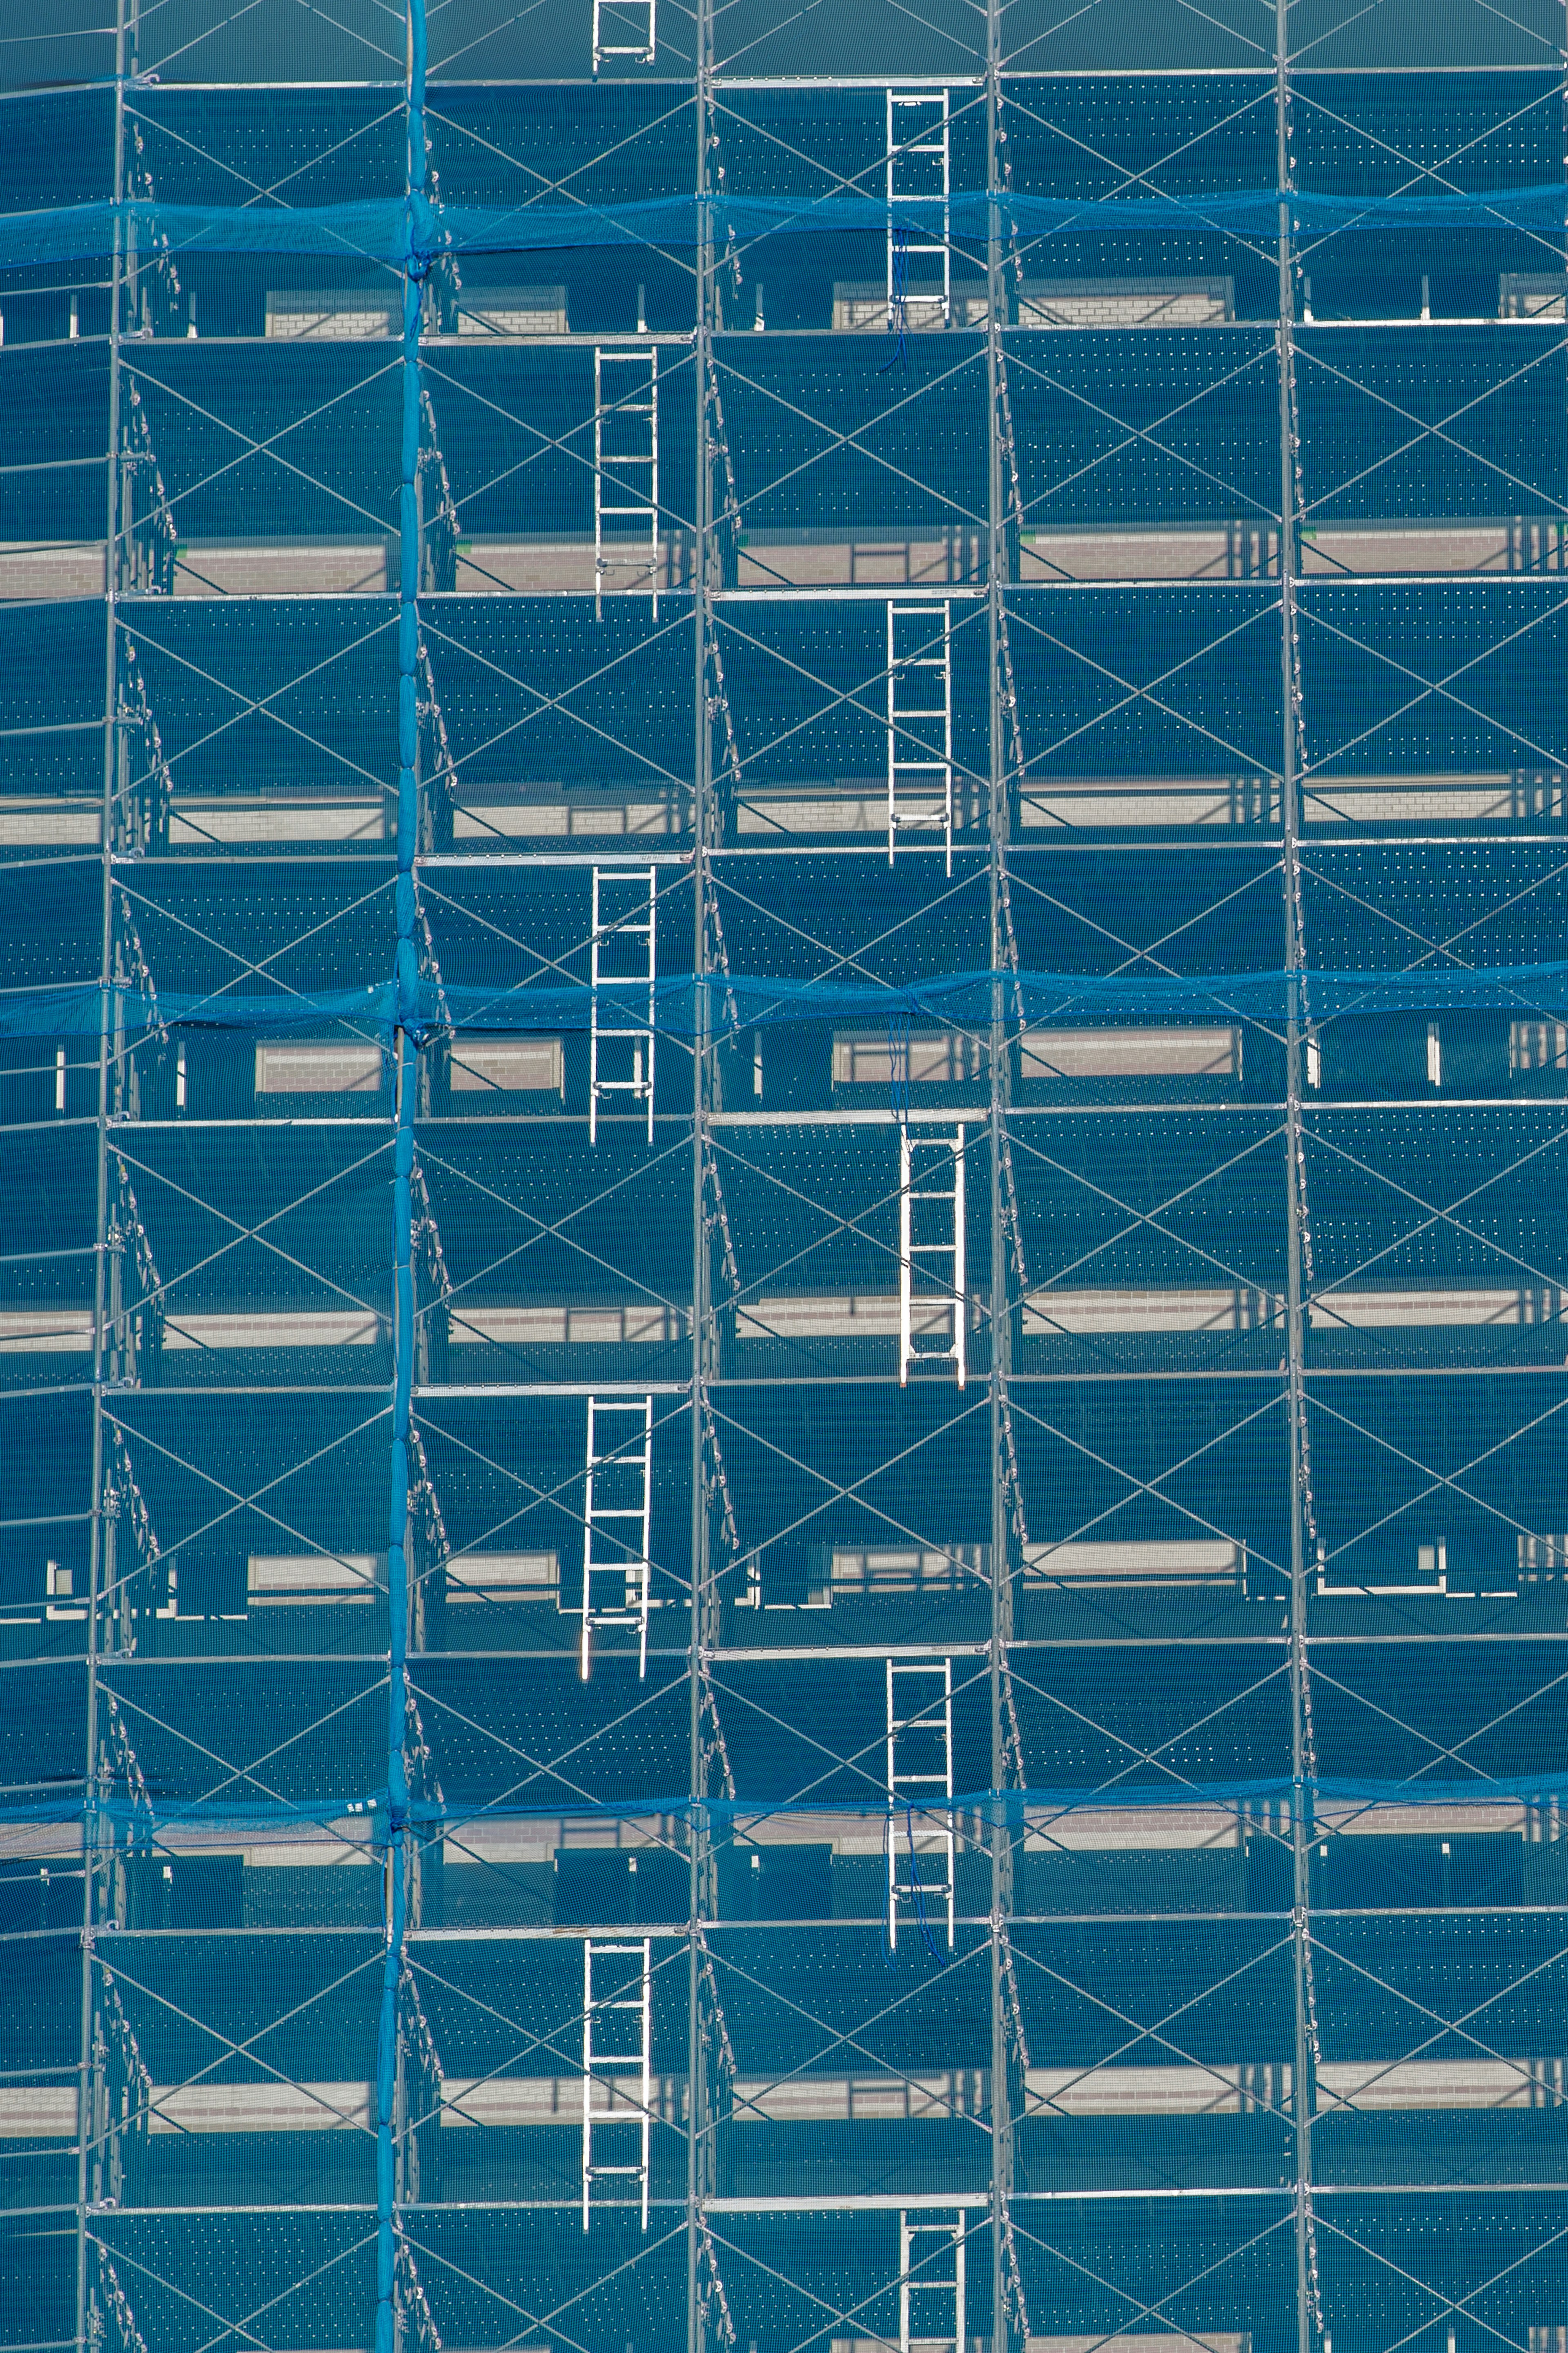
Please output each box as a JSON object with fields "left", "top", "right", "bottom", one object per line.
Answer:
{"left": 2, "top": 0, "right": 1568, "bottom": 2349}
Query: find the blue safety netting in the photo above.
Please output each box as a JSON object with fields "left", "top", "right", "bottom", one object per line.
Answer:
{"left": 3, "top": 3, "right": 1568, "bottom": 2352}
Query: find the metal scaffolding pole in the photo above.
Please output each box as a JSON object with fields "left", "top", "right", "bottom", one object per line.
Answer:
{"left": 77, "top": 0, "right": 132, "bottom": 2336}
{"left": 691, "top": 0, "right": 717, "bottom": 2339}
{"left": 1275, "top": 7, "right": 1316, "bottom": 2349}
{"left": 376, "top": 7, "right": 428, "bottom": 2345}
{"left": 986, "top": 11, "right": 1018, "bottom": 2346}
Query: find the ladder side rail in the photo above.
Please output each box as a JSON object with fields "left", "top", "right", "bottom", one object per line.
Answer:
{"left": 952, "top": 1124, "right": 966, "bottom": 1385}
{"left": 885, "top": 89, "right": 897, "bottom": 326}
{"left": 638, "top": 1395, "right": 653, "bottom": 1673}
{"left": 942, "top": 1656, "right": 956, "bottom": 1945}
{"left": 886, "top": 1655, "right": 899, "bottom": 1948}
{"left": 639, "top": 1935, "right": 652, "bottom": 2229}
{"left": 594, "top": 346, "right": 606, "bottom": 618}
{"left": 589, "top": 868, "right": 604, "bottom": 1142}
{"left": 887, "top": 600, "right": 899, "bottom": 865}
{"left": 582, "top": 1938, "right": 595, "bottom": 2227}
{"left": 899, "top": 1122, "right": 913, "bottom": 1381}
{"left": 643, "top": 862, "right": 657, "bottom": 1140}
{"left": 955, "top": 2218, "right": 965, "bottom": 2353}
{"left": 940, "top": 91, "right": 952, "bottom": 323}
{"left": 648, "top": 347, "right": 660, "bottom": 619}
{"left": 941, "top": 601, "right": 953, "bottom": 872}
{"left": 582, "top": 1396, "right": 601, "bottom": 1677}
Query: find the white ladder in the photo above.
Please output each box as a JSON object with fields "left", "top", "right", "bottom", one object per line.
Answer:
{"left": 581, "top": 1395, "right": 654, "bottom": 1679}
{"left": 886, "top": 1658, "right": 955, "bottom": 1951}
{"left": 887, "top": 601, "right": 953, "bottom": 872}
{"left": 590, "top": 865, "right": 656, "bottom": 1143}
{"left": 581, "top": 1937, "right": 651, "bottom": 2229}
{"left": 591, "top": 0, "right": 655, "bottom": 72}
{"left": 595, "top": 345, "right": 659, "bottom": 614}
{"left": 886, "top": 90, "right": 951, "bottom": 328}
{"left": 900, "top": 1123, "right": 966, "bottom": 1385}
{"left": 900, "top": 2210, "right": 966, "bottom": 2353}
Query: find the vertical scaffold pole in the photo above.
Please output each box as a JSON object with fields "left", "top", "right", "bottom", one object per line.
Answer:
{"left": 78, "top": 3, "right": 133, "bottom": 2340}
{"left": 378, "top": 4, "right": 426, "bottom": 2350}
{"left": 1275, "top": 5, "right": 1315, "bottom": 2349}
{"left": 985, "top": 8, "right": 1018, "bottom": 2345}
{"left": 690, "top": 0, "right": 716, "bottom": 2341}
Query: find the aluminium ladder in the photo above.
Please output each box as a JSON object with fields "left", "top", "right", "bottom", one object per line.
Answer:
{"left": 887, "top": 602, "right": 954, "bottom": 872}
{"left": 899, "top": 1122, "right": 966, "bottom": 1385}
{"left": 589, "top": 865, "right": 657, "bottom": 1142}
{"left": 900, "top": 2210, "right": 967, "bottom": 2353}
{"left": 594, "top": 345, "right": 659, "bottom": 614}
{"left": 591, "top": 0, "right": 655, "bottom": 73}
{"left": 581, "top": 1937, "right": 652, "bottom": 2228}
{"left": 886, "top": 1657, "right": 955, "bottom": 1951}
{"left": 886, "top": 91, "right": 951, "bottom": 328}
{"left": 581, "top": 1394, "right": 654, "bottom": 1679}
